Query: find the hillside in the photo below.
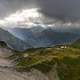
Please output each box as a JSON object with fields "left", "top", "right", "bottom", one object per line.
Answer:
{"left": 0, "top": 28, "right": 32, "bottom": 51}
{"left": 1, "top": 27, "right": 80, "bottom": 80}
{"left": 11, "top": 39, "right": 80, "bottom": 80}
{"left": 70, "top": 39, "right": 80, "bottom": 48}
{"left": 0, "top": 45, "right": 50, "bottom": 80}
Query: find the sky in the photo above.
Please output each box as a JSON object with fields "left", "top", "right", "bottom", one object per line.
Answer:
{"left": 37, "top": 0, "right": 80, "bottom": 21}
{"left": 0, "top": 0, "right": 80, "bottom": 24}
{"left": 0, "top": 0, "right": 37, "bottom": 19}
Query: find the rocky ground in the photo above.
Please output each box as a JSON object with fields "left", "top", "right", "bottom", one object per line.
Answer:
{"left": 0, "top": 47, "right": 58, "bottom": 80}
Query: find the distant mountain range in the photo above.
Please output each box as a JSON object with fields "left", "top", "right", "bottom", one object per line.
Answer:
{"left": 0, "top": 26, "right": 78, "bottom": 51}
{"left": 0, "top": 28, "right": 32, "bottom": 51}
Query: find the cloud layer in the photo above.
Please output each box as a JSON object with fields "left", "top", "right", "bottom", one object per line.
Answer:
{"left": 0, "top": 0, "right": 80, "bottom": 21}
{"left": 0, "top": 0, "right": 37, "bottom": 18}
{"left": 37, "top": 0, "right": 80, "bottom": 21}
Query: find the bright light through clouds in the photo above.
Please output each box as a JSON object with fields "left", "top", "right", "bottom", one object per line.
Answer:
{"left": 0, "top": 8, "right": 76, "bottom": 29}
{"left": 0, "top": 8, "right": 43, "bottom": 27}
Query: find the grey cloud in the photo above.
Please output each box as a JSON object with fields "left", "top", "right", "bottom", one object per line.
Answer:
{"left": 37, "top": 0, "right": 80, "bottom": 21}
{"left": 0, "top": 0, "right": 37, "bottom": 19}
{"left": 1, "top": 0, "right": 80, "bottom": 21}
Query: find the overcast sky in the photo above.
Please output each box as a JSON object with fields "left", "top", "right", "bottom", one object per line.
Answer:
{"left": 0, "top": 0, "right": 80, "bottom": 21}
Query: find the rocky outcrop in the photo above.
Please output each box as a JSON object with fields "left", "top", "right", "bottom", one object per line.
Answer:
{"left": 0, "top": 68, "right": 49, "bottom": 80}
{"left": 0, "top": 47, "right": 60, "bottom": 80}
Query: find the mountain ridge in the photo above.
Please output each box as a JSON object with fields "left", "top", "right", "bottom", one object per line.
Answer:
{"left": 0, "top": 28, "right": 32, "bottom": 51}
{"left": 0, "top": 27, "right": 80, "bottom": 51}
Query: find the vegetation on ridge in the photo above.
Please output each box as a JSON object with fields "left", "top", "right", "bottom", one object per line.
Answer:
{"left": 10, "top": 39, "right": 80, "bottom": 80}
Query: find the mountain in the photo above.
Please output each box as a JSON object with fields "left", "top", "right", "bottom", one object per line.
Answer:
{"left": 0, "top": 28, "right": 32, "bottom": 51}
{"left": 6, "top": 27, "right": 80, "bottom": 50}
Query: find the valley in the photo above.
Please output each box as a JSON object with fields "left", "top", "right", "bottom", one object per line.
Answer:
{"left": 0, "top": 27, "right": 80, "bottom": 80}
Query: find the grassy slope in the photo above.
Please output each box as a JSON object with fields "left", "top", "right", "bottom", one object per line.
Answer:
{"left": 70, "top": 39, "right": 80, "bottom": 48}
{"left": 11, "top": 39, "right": 80, "bottom": 80}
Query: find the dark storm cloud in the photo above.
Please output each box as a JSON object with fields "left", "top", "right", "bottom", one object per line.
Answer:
{"left": 37, "top": 0, "right": 80, "bottom": 21}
